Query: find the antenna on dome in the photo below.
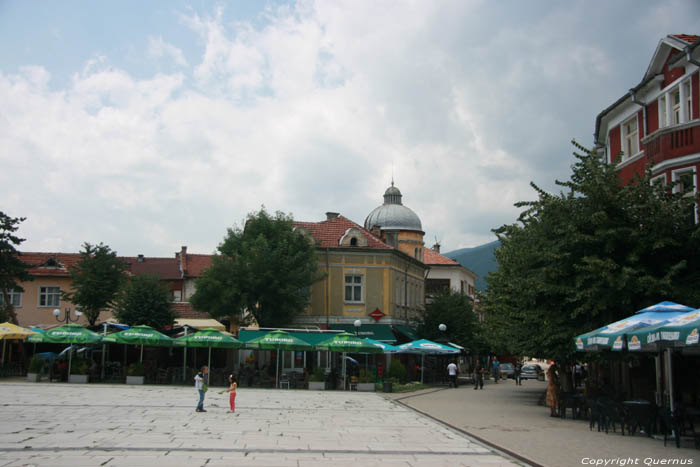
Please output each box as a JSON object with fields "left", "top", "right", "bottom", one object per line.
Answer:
{"left": 391, "top": 162, "right": 394, "bottom": 187}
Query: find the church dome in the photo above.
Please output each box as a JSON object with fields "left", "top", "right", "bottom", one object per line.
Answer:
{"left": 364, "top": 183, "right": 423, "bottom": 232}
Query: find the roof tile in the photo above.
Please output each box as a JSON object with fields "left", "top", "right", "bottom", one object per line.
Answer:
{"left": 293, "top": 215, "right": 393, "bottom": 249}
{"left": 423, "top": 248, "right": 460, "bottom": 266}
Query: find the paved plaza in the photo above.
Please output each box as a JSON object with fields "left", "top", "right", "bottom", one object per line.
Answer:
{"left": 0, "top": 381, "right": 522, "bottom": 467}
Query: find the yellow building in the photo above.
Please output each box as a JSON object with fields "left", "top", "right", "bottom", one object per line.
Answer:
{"left": 293, "top": 213, "right": 426, "bottom": 341}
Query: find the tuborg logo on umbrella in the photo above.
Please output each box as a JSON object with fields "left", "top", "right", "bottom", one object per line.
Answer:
{"left": 576, "top": 338, "right": 583, "bottom": 350}
{"left": 628, "top": 335, "right": 641, "bottom": 351}
{"left": 688, "top": 328, "right": 699, "bottom": 345}
{"left": 612, "top": 335, "right": 624, "bottom": 350}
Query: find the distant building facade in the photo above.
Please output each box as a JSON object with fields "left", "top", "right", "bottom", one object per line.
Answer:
{"left": 424, "top": 243, "right": 477, "bottom": 301}
{"left": 594, "top": 34, "right": 700, "bottom": 222}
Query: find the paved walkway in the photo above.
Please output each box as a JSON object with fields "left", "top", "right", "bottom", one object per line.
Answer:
{"left": 0, "top": 381, "right": 524, "bottom": 466}
{"left": 389, "top": 379, "right": 700, "bottom": 467}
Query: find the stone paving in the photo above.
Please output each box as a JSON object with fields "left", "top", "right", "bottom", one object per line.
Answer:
{"left": 0, "top": 382, "right": 524, "bottom": 466}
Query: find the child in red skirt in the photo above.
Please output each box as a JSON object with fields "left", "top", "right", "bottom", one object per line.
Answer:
{"left": 226, "top": 374, "right": 237, "bottom": 413}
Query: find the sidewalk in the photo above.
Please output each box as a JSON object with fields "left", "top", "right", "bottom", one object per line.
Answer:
{"left": 387, "top": 379, "right": 700, "bottom": 467}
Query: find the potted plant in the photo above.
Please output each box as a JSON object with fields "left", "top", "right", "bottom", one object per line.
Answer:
{"left": 308, "top": 367, "right": 326, "bottom": 390}
{"left": 69, "top": 358, "right": 89, "bottom": 384}
{"left": 126, "top": 362, "right": 145, "bottom": 385}
{"left": 27, "top": 357, "right": 43, "bottom": 382}
{"left": 357, "top": 368, "right": 375, "bottom": 392}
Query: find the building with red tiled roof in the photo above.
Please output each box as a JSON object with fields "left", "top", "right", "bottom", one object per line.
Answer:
{"left": 423, "top": 244, "right": 477, "bottom": 302}
{"left": 594, "top": 34, "right": 700, "bottom": 222}
{"left": 292, "top": 212, "right": 427, "bottom": 332}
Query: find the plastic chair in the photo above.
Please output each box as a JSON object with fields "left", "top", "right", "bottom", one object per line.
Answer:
{"left": 279, "top": 373, "right": 290, "bottom": 389}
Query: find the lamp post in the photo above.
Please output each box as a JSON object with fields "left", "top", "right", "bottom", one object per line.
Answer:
{"left": 353, "top": 319, "right": 362, "bottom": 336}
{"left": 53, "top": 307, "right": 82, "bottom": 323}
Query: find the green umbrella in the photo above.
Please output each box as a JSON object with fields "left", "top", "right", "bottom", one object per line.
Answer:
{"left": 245, "top": 330, "right": 313, "bottom": 388}
{"left": 629, "top": 309, "right": 700, "bottom": 350}
{"left": 27, "top": 323, "right": 102, "bottom": 376}
{"left": 176, "top": 328, "right": 243, "bottom": 373}
{"left": 316, "top": 332, "right": 382, "bottom": 389}
{"left": 103, "top": 325, "right": 177, "bottom": 362}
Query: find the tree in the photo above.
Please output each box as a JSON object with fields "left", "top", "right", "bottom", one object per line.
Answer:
{"left": 190, "top": 208, "right": 324, "bottom": 328}
{"left": 0, "top": 211, "right": 32, "bottom": 324}
{"left": 417, "top": 290, "right": 486, "bottom": 355}
{"left": 63, "top": 243, "right": 128, "bottom": 325}
{"left": 483, "top": 141, "right": 700, "bottom": 362}
{"left": 113, "top": 274, "right": 175, "bottom": 330}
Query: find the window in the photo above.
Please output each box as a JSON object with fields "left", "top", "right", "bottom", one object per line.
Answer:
{"left": 659, "top": 96, "right": 667, "bottom": 128}
{"left": 673, "top": 168, "right": 698, "bottom": 224}
{"left": 39, "top": 286, "right": 60, "bottom": 307}
{"left": 344, "top": 275, "right": 363, "bottom": 303}
{"left": 685, "top": 81, "right": 692, "bottom": 122}
{"left": 0, "top": 289, "right": 22, "bottom": 307}
{"left": 622, "top": 117, "right": 639, "bottom": 159}
{"left": 672, "top": 89, "right": 681, "bottom": 125}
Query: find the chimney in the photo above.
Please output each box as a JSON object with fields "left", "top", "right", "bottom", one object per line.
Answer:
{"left": 180, "top": 246, "right": 188, "bottom": 276}
{"left": 326, "top": 212, "right": 339, "bottom": 220}
{"left": 137, "top": 254, "right": 144, "bottom": 263}
{"left": 432, "top": 242, "right": 441, "bottom": 254}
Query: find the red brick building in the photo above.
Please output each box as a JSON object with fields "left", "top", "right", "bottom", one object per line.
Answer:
{"left": 594, "top": 34, "right": 700, "bottom": 222}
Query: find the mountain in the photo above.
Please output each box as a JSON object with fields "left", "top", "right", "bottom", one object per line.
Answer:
{"left": 444, "top": 240, "right": 500, "bottom": 292}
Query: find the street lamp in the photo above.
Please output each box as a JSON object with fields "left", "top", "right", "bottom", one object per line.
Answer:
{"left": 353, "top": 319, "right": 362, "bottom": 336}
{"left": 53, "top": 307, "right": 82, "bottom": 323}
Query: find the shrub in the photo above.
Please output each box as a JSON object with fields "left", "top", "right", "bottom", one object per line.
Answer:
{"left": 28, "top": 357, "right": 43, "bottom": 373}
{"left": 358, "top": 368, "right": 373, "bottom": 383}
{"left": 388, "top": 360, "right": 407, "bottom": 383}
{"left": 70, "top": 358, "right": 89, "bottom": 375}
{"left": 310, "top": 367, "right": 326, "bottom": 382}
{"left": 127, "top": 362, "right": 145, "bottom": 377}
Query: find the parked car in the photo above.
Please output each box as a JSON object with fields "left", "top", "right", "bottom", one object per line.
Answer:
{"left": 499, "top": 363, "right": 514, "bottom": 379}
{"left": 521, "top": 364, "right": 543, "bottom": 380}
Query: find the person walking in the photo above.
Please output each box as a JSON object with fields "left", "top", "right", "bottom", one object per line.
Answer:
{"left": 447, "top": 361, "right": 458, "bottom": 388}
{"left": 473, "top": 359, "right": 484, "bottom": 390}
{"left": 194, "top": 365, "right": 209, "bottom": 413}
{"left": 226, "top": 374, "right": 237, "bottom": 413}
{"left": 492, "top": 358, "right": 500, "bottom": 383}
{"left": 514, "top": 362, "right": 522, "bottom": 386}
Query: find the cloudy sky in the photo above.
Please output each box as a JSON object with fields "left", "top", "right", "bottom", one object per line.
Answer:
{"left": 1, "top": 1, "right": 699, "bottom": 257}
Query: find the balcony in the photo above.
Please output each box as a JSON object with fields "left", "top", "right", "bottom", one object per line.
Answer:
{"left": 642, "top": 120, "right": 700, "bottom": 165}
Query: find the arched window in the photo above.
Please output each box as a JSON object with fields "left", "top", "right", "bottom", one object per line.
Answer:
{"left": 350, "top": 237, "right": 358, "bottom": 246}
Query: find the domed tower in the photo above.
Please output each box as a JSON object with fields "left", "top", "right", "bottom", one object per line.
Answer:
{"left": 364, "top": 182, "right": 425, "bottom": 261}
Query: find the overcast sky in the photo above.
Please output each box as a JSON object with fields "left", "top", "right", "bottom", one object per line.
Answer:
{"left": 1, "top": 1, "right": 699, "bottom": 257}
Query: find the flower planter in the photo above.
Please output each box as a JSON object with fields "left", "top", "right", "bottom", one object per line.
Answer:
{"left": 126, "top": 376, "right": 145, "bottom": 385}
{"left": 26, "top": 373, "right": 41, "bottom": 382}
{"left": 357, "top": 382, "right": 375, "bottom": 392}
{"left": 308, "top": 381, "right": 326, "bottom": 390}
{"left": 69, "top": 374, "right": 89, "bottom": 384}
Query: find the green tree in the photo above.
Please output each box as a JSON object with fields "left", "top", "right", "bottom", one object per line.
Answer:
{"left": 483, "top": 141, "right": 700, "bottom": 362}
{"left": 0, "top": 211, "right": 32, "bottom": 324}
{"left": 417, "top": 290, "right": 485, "bottom": 354}
{"left": 190, "top": 208, "right": 324, "bottom": 328}
{"left": 113, "top": 274, "right": 175, "bottom": 330}
{"left": 63, "top": 243, "right": 128, "bottom": 325}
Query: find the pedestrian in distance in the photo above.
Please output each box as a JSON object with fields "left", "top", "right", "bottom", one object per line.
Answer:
{"left": 492, "top": 357, "right": 500, "bottom": 383}
{"left": 226, "top": 374, "right": 237, "bottom": 413}
{"left": 473, "top": 360, "right": 484, "bottom": 390}
{"left": 447, "top": 361, "right": 458, "bottom": 388}
{"left": 194, "top": 365, "right": 209, "bottom": 412}
{"left": 546, "top": 363, "right": 560, "bottom": 417}
{"left": 514, "top": 362, "right": 522, "bottom": 386}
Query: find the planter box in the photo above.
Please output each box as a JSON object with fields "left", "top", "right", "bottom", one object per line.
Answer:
{"left": 382, "top": 382, "right": 393, "bottom": 393}
{"left": 126, "top": 376, "right": 145, "bottom": 385}
{"left": 308, "top": 381, "right": 326, "bottom": 390}
{"left": 357, "top": 383, "right": 375, "bottom": 392}
{"left": 69, "top": 374, "right": 89, "bottom": 384}
{"left": 26, "top": 373, "right": 41, "bottom": 382}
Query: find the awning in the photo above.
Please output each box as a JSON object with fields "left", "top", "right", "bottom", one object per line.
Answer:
{"left": 331, "top": 324, "right": 396, "bottom": 343}
{"left": 393, "top": 324, "right": 419, "bottom": 340}
{"left": 174, "top": 318, "right": 226, "bottom": 331}
{"left": 238, "top": 329, "right": 341, "bottom": 346}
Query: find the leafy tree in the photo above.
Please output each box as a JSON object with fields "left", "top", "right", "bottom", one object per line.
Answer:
{"left": 113, "top": 274, "right": 175, "bottom": 330}
{"left": 0, "top": 211, "right": 32, "bottom": 324}
{"left": 63, "top": 243, "right": 128, "bottom": 325}
{"left": 417, "top": 290, "right": 486, "bottom": 354}
{"left": 190, "top": 208, "right": 324, "bottom": 328}
{"left": 483, "top": 141, "right": 700, "bottom": 363}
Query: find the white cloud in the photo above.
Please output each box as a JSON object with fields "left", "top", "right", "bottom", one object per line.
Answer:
{"left": 147, "top": 36, "right": 189, "bottom": 67}
{"left": 1, "top": 1, "right": 699, "bottom": 257}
